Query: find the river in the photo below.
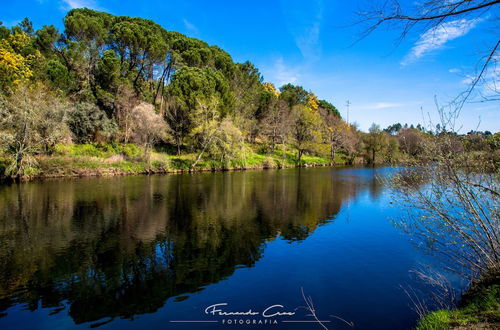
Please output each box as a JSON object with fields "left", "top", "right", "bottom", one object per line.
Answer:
{"left": 0, "top": 166, "right": 465, "bottom": 329}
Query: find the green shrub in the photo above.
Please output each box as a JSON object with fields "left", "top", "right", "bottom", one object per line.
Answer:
{"left": 150, "top": 154, "right": 170, "bottom": 171}
{"left": 120, "top": 144, "right": 142, "bottom": 159}
{"left": 263, "top": 157, "right": 276, "bottom": 169}
{"left": 67, "top": 103, "right": 118, "bottom": 143}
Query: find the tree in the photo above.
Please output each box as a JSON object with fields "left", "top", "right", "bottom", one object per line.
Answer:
{"left": 207, "top": 119, "right": 246, "bottom": 168}
{"left": 343, "top": 125, "right": 362, "bottom": 164}
{"left": 34, "top": 25, "right": 60, "bottom": 56}
{"left": 129, "top": 102, "right": 168, "bottom": 164}
{"left": 167, "top": 66, "right": 233, "bottom": 155}
{"left": 0, "top": 32, "right": 34, "bottom": 92}
{"left": 189, "top": 97, "right": 222, "bottom": 168}
{"left": 398, "top": 128, "right": 425, "bottom": 157}
{"left": 384, "top": 123, "right": 402, "bottom": 135}
{"left": 18, "top": 18, "right": 34, "bottom": 36}
{"left": 384, "top": 136, "right": 399, "bottom": 163}
{"left": 230, "top": 61, "right": 264, "bottom": 141}
{"left": 0, "top": 84, "right": 69, "bottom": 176}
{"left": 318, "top": 99, "right": 341, "bottom": 118}
{"left": 319, "top": 107, "right": 349, "bottom": 161}
{"left": 67, "top": 102, "right": 117, "bottom": 143}
{"left": 164, "top": 98, "right": 189, "bottom": 155}
{"left": 291, "top": 105, "right": 322, "bottom": 164}
{"left": 279, "top": 84, "right": 309, "bottom": 108}
{"left": 46, "top": 59, "right": 72, "bottom": 91}
{"left": 63, "top": 9, "right": 114, "bottom": 91}
{"left": 113, "top": 85, "right": 139, "bottom": 143}
{"left": 260, "top": 98, "right": 292, "bottom": 153}
{"left": 364, "top": 123, "right": 388, "bottom": 164}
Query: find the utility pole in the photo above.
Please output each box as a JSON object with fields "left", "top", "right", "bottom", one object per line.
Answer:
{"left": 346, "top": 100, "right": 351, "bottom": 125}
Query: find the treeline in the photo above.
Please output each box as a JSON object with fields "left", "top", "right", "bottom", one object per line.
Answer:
{"left": 0, "top": 9, "right": 498, "bottom": 177}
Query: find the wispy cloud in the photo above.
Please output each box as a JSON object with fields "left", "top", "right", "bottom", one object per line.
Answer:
{"left": 263, "top": 57, "right": 301, "bottom": 86}
{"left": 448, "top": 68, "right": 460, "bottom": 73}
{"left": 295, "top": 20, "right": 321, "bottom": 61}
{"left": 357, "top": 102, "right": 405, "bottom": 110}
{"left": 461, "top": 66, "right": 499, "bottom": 98}
{"left": 282, "top": 0, "right": 323, "bottom": 62}
{"left": 183, "top": 19, "right": 199, "bottom": 36}
{"left": 60, "top": 0, "right": 100, "bottom": 10}
{"left": 401, "top": 18, "right": 480, "bottom": 66}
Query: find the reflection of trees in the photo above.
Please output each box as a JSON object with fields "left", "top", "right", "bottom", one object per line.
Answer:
{"left": 0, "top": 168, "right": 380, "bottom": 324}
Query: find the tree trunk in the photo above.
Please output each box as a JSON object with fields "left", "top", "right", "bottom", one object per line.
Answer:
{"left": 144, "top": 143, "right": 152, "bottom": 171}
{"left": 176, "top": 137, "right": 181, "bottom": 156}
{"left": 191, "top": 134, "right": 216, "bottom": 169}
{"left": 281, "top": 140, "right": 286, "bottom": 167}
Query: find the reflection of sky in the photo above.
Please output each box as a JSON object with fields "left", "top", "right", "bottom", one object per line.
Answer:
{"left": 151, "top": 187, "right": 464, "bottom": 330}
{"left": 0, "top": 167, "right": 469, "bottom": 329}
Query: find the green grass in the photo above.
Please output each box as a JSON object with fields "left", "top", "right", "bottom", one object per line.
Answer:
{"left": 417, "top": 276, "right": 500, "bottom": 330}
{"left": 417, "top": 310, "right": 451, "bottom": 330}
{"left": 53, "top": 143, "right": 142, "bottom": 159}
{"left": 3, "top": 143, "right": 346, "bottom": 179}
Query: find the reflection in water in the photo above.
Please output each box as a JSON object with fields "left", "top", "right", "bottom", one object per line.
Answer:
{"left": 0, "top": 167, "right": 380, "bottom": 325}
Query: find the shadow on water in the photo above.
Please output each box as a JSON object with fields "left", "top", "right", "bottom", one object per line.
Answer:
{"left": 0, "top": 167, "right": 386, "bottom": 325}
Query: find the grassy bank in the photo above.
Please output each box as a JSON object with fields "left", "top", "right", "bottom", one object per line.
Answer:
{"left": 0, "top": 143, "right": 351, "bottom": 180}
{"left": 417, "top": 273, "right": 500, "bottom": 330}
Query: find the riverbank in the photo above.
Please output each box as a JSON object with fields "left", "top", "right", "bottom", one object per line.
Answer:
{"left": 0, "top": 143, "right": 357, "bottom": 181}
{"left": 417, "top": 272, "right": 500, "bottom": 330}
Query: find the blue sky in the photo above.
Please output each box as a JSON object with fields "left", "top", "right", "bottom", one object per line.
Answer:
{"left": 2, "top": 0, "right": 499, "bottom": 132}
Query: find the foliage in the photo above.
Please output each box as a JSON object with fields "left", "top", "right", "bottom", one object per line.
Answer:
{"left": 363, "top": 123, "right": 389, "bottom": 164}
{"left": 318, "top": 99, "right": 340, "bottom": 118}
{"left": 319, "top": 107, "right": 350, "bottom": 160}
{"left": 207, "top": 119, "right": 246, "bottom": 168}
{"left": 0, "top": 85, "right": 67, "bottom": 176}
{"left": 279, "top": 83, "right": 309, "bottom": 107}
{"left": 291, "top": 105, "right": 322, "bottom": 164}
{"left": 417, "top": 277, "right": 499, "bottom": 330}
{"left": 129, "top": 102, "right": 169, "bottom": 162}
{"left": 0, "top": 84, "right": 69, "bottom": 176}
{"left": 67, "top": 102, "right": 117, "bottom": 143}
{"left": 0, "top": 32, "right": 34, "bottom": 91}
{"left": 0, "top": 8, "right": 497, "bottom": 179}
{"left": 260, "top": 99, "right": 292, "bottom": 152}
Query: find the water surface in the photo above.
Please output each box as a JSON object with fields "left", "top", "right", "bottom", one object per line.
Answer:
{"left": 0, "top": 167, "right": 463, "bottom": 329}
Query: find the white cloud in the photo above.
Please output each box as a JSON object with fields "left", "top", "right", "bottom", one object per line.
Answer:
{"left": 401, "top": 18, "right": 480, "bottom": 66}
{"left": 295, "top": 21, "right": 321, "bottom": 61}
{"left": 183, "top": 19, "right": 199, "bottom": 36}
{"left": 461, "top": 67, "right": 499, "bottom": 98}
{"left": 357, "top": 102, "right": 405, "bottom": 110}
{"left": 281, "top": 0, "right": 323, "bottom": 62}
{"left": 448, "top": 68, "right": 460, "bottom": 73}
{"left": 60, "top": 0, "right": 100, "bottom": 10}
{"left": 263, "top": 57, "right": 300, "bottom": 86}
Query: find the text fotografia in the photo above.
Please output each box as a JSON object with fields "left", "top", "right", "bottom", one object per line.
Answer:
{"left": 169, "top": 301, "right": 335, "bottom": 327}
